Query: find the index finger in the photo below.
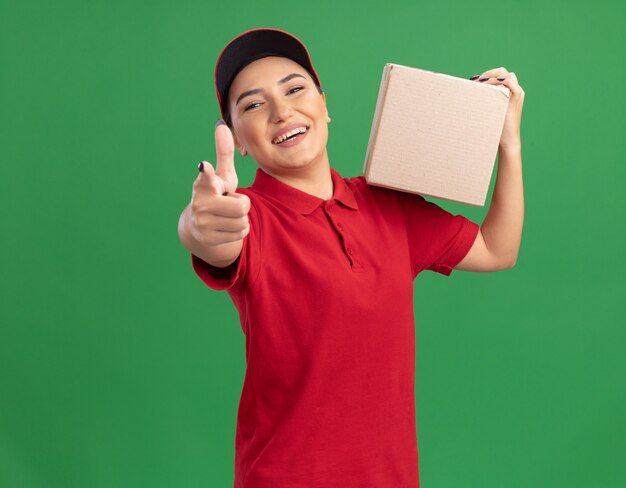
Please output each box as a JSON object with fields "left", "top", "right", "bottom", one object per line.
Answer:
{"left": 196, "top": 161, "right": 228, "bottom": 196}
{"left": 215, "top": 122, "right": 237, "bottom": 187}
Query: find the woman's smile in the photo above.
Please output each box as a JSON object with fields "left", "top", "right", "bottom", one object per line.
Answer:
{"left": 273, "top": 127, "right": 309, "bottom": 148}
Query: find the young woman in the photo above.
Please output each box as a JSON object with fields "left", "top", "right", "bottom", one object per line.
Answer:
{"left": 178, "top": 28, "right": 525, "bottom": 488}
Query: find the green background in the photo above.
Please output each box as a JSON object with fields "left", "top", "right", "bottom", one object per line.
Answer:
{"left": 1, "top": 0, "right": 624, "bottom": 486}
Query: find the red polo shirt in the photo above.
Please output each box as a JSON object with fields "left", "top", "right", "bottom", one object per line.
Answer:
{"left": 191, "top": 166, "right": 479, "bottom": 488}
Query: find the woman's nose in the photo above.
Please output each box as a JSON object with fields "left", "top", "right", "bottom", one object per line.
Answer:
{"left": 270, "top": 99, "right": 293, "bottom": 122}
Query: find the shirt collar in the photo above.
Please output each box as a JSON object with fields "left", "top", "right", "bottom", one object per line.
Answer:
{"left": 250, "top": 166, "right": 359, "bottom": 215}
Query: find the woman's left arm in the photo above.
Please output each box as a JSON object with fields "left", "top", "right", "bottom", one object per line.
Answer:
{"left": 456, "top": 68, "right": 526, "bottom": 272}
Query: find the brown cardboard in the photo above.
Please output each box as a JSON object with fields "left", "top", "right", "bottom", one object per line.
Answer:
{"left": 363, "top": 63, "right": 510, "bottom": 206}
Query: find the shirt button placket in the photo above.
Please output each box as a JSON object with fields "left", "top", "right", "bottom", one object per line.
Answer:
{"left": 325, "top": 201, "right": 360, "bottom": 269}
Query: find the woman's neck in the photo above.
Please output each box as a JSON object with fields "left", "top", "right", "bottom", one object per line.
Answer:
{"left": 262, "top": 153, "right": 334, "bottom": 200}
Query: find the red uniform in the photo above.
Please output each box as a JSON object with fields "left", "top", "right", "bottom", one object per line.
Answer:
{"left": 191, "top": 166, "right": 479, "bottom": 487}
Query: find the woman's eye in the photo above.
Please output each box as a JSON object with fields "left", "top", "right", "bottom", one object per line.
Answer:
{"left": 244, "top": 102, "right": 260, "bottom": 112}
{"left": 244, "top": 87, "right": 303, "bottom": 112}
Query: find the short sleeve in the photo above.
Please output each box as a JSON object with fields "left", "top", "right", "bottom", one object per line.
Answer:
{"left": 190, "top": 196, "right": 260, "bottom": 292}
{"left": 395, "top": 191, "right": 480, "bottom": 277}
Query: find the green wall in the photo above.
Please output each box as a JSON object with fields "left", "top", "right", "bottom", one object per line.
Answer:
{"left": 1, "top": 0, "right": 624, "bottom": 486}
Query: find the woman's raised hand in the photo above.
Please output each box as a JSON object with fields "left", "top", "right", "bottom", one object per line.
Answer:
{"left": 188, "top": 121, "right": 251, "bottom": 247}
{"left": 469, "top": 68, "right": 525, "bottom": 150}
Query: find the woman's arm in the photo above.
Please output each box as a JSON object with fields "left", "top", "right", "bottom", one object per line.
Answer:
{"left": 456, "top": 144, "right": 524, "bottom": 271}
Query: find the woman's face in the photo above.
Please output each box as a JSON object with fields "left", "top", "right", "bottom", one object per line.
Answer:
{"left": 226, "top": 56, "right": 331, "bottom": 176}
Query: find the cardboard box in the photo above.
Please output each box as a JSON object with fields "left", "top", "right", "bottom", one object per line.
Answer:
{"left": 363, "top": 63, "right": 510, "bottom": 206}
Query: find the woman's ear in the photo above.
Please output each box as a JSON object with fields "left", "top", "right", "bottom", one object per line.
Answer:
{"left": 322, "top": 91, "right": 331, "bottom": 123}
{"left": 231, "top": 129, "right": 248, "bottom": 157}
{"left": 236, "top": 142, "right": 247, "bottom": 157}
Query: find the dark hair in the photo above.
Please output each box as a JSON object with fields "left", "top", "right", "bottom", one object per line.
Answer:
{"left": 223, "top": 70, "right": 324, "bottom": 130}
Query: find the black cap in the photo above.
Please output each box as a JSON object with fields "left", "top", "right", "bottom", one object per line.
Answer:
{"left": 214, "top": 28, "right": 322, "bottom": 121}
